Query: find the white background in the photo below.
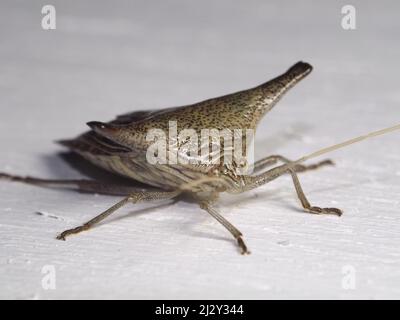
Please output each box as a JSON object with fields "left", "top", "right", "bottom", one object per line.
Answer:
{"left": 0, "top": 0, "right": 399, "bottom": 299}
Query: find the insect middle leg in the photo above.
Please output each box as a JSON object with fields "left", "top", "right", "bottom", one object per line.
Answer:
{"left": 238, "top": 162, "right": 342, "bottom": 216}
{"left": 56, "top": 190, "right": 181, "bottom": 240}
{"left": 252, "top": 155, "right": 333, "bottom": 174}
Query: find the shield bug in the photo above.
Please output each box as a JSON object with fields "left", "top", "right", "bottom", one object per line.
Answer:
{"left": 1, "top": 61, "right": 399, "bottom": 254}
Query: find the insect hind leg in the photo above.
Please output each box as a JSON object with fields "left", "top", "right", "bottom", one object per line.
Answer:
{"left": 0, "top": 172, "right": 152, "bottom": 196}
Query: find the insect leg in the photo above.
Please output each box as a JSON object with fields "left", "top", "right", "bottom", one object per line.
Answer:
{"left": 56, "top": 190, "right": 181, "bottom": 240}
{"left": 286, "top": 167, "right": 342, "bottom": 216}
{"left": 198, "top": 200, "right": 250, "bottom": 255}
{"left": 236, "top": 163, "right": 342, "bottom": 216}
{"left": 252, "top": 155, "right": 333, "bottom": 174}
{"left": 0, "top": 172, "right": 152, "bottom": 196}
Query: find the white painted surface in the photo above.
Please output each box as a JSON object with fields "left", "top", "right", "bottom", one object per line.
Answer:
{"left": 0, "top": 0, "right": 399, "bottom": 299}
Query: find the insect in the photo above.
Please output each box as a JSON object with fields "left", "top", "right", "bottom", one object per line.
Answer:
{"left": 1, "top": 61, "right": 399, "bottom": 254}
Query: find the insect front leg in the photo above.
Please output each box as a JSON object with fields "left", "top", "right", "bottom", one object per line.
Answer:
{"left": 197, "top": 199, "right": 250, "bottom": 255}
{"left": 286, "top": 167, "right": 342, "bottom": 216}
{"left": 232, "top": 163, "right": 342, "bottom": 216}
{"left": 252, "top": 155, "right": 334, "bottom": 174}
{"left": 56, "top": 190, "right": 181, "bottom": 240}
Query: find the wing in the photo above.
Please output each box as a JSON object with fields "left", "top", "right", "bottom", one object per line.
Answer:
{"left": 58, "top": 131, "right": 134, "bottom": 156}
{"left": 110, "top": 107, "right": 185, "bottom": 125}
{"left": 57, "top": 106, "right": 183, "bottom": 155}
